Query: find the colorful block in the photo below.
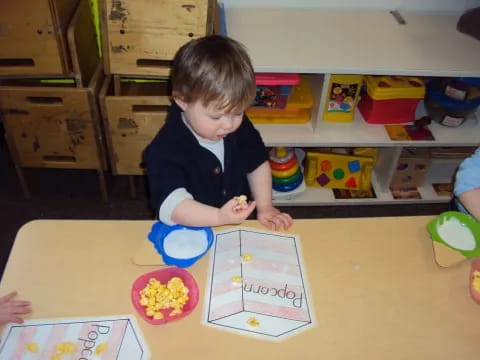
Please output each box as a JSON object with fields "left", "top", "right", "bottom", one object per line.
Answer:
{"left": 305, "top": 152, "right": 373, "bottom": 191}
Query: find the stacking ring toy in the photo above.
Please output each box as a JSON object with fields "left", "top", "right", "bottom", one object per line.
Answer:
{"left": 269, "top": 155, "right": 298, "bottom": 171}
{"left": 271, "top": 163, "right": 299, "bottom": 178}
{"left": 272, "top": 175, "right": 303, "bottom": 192}
{"left": 272, "top": 168, "right": 303, "bottom": 185}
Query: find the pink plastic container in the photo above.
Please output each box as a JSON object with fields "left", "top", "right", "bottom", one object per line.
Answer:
{"left": 131, "top": 267, "right": 199, "bottom": 325}
{"left": 255, "top": 73, "right": 300, "bottom": 86}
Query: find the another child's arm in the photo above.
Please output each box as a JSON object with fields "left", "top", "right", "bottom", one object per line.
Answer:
{"left": 455, "top": 148, "right": 480, "bottom": 221}
{"left": 247, "top": 161, "right": 293, "bottom": 230}
{"left": 0, "top": 291, "right": 31, "bottom": 326}
{"left": 459, "top": 189, "right": 480, "bottom": 221}
{"left": 171, "top": 197, "right": 256, "bottom": 227}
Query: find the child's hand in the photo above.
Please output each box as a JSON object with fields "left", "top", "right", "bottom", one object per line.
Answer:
{"left": 0, "top": 291, "right": 31, "bottom": 326}
{"left": 218, "top": 197, "right": 256, "bottom": 225}
{"left": 257, "top": 205, "right": 293, "bottom": 231}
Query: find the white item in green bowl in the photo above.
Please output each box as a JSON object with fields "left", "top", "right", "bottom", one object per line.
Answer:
{"left": 436, "top": 215, "right": 476, "bottom": 251}
{"left": 428, "top": 211, "right": 480, "bottom": 258}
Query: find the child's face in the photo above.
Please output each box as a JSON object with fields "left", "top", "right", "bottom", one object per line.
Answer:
{"left": 176, "top": 99, "right": 244, "bottom": 142}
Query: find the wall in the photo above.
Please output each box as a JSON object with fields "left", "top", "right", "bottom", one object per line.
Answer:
{"left": 222, "top": 0, "right": 480, "bottom": 12}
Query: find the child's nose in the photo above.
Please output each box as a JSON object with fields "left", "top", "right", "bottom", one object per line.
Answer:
{"left": 222, "top": 117, "right": 234, "bottom": 130}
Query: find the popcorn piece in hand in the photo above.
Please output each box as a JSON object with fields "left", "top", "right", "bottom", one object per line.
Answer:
{"left": 237, "top": 195, "right": 247, "bottom": 205}
{"left": 233, "top": 195, "right": 248, "bottom": 211}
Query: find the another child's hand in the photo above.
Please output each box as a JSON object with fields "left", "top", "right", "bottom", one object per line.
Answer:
{"left": 218, "top": 197, "right": 256, "bottom": 225}
{"left": 0, "top": 291, "right": 31, "bottom": 326}
{"left": 257, "top": 205, "right": 293, "bottom": 231}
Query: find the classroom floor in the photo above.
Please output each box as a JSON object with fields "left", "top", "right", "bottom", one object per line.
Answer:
{"left": 0, "top": 128, "right": 450, "bottom": 279}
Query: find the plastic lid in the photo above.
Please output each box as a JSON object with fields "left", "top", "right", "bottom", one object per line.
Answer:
{"left": 255, "top": 73, "right": 300, "bottom": 86}
{"left": 427, "top": 81, "right": 480, "bottom": 110}
{"left": 456, "top": 77, "right": 480, "bottom": 88}
{"left": 285, "top": 76, "right": 313, "bottom": 109}
{"left": 365, "top": 76, "right": 425, "bottom": 100}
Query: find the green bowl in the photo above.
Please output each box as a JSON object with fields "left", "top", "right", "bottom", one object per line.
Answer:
{"left": 427, "top": 211, "right": 480, "bottom": 258}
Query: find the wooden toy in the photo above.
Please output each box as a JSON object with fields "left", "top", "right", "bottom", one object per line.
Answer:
{"left": 305, "top": 151, "right": 373, "bottom": 191}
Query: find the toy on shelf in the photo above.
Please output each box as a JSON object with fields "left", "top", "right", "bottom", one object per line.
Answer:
{"left": 252, "top": 73, "right": 300, "bottom": 109}
{"left": 425, "top": 78, "right": 480, "bottom": 127}
{"left": 305, "top": 151, "right": 373, "bottom": 191}
{"left": 247, "top": 76, "right": 313, "bottom": 124}
{"left": 358, "top": 75, "right": 425, "bottom": 124}
{"left": 269, "top": 147, "right": 306, "bottom": 197}
{"left": 323, "top": 74, "right": 364, "bottom": 122}
{"left": 390, "top": 148, "right": 431, "bottom": 190}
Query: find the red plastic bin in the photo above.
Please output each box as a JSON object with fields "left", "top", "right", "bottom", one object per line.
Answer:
{"left": 358, "top": 92, "right": 422, "bottom": 124}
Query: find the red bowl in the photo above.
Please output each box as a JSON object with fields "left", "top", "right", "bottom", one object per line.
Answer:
{"left": 131, "top": 267, "right": 199, "bottom": 324}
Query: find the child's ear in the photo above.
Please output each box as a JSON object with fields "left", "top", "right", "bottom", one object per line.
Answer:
{"left": 172, "top": 92, "right": 188, "bottom": 111}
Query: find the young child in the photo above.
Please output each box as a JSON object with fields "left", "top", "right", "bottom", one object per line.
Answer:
{"left": 146, "top": 35, "right": 292, "bottom": 230}
{"left": 0, "top": 291, "right": 31, "bottom": 326}
{"left": 454, "top": 147, "right": 480, "bottom": 221}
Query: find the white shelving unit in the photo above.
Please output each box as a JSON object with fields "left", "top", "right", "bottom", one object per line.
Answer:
{"left": 225, "top": 6, "right": 480, "bottom": 206}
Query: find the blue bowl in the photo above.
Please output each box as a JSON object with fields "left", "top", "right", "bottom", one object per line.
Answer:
{"left": 148, "top": 222, "right": 214, "bottom": 268}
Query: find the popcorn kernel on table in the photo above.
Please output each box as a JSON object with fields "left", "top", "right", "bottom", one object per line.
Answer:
{"left": 247, "top": 317, "right": 260, "bottom": 326}
{"left": 242, "top": 253, "right": 253, "bottom": 262}
{"left": 55, "top": 341, "right": 76, "bottom": 355}
{"left": 231, "top": 275, "right": 242, "bottom": 284}
{"left": 95, "top": 343, "right": 108, "bottom": 355}
{"left": 25, "top": 342, "right": 39, "bottom": 353}
{"left": 64, "top": 341, "right": 76, "bottom": 354}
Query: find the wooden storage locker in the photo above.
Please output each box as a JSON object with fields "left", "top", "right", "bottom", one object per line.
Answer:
{"left": 0, "top": 64, "right": 108, "bottom": 200}
{"left": 0, "top": 0, "right": 79, "bottom": 76}
{"left": 101, "top": 0, "right": 216, "bottom": 76}
{"left": 100, "top": 75, "right": 170, "bottom": 175}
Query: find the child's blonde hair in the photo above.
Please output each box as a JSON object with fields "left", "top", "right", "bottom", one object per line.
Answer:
{"left": 171, "top": 35, "right": 256, "bottom": 113}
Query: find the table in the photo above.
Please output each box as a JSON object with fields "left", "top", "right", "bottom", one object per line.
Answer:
{"left": 0, "top": 218, "right": 478, "bottom": 359}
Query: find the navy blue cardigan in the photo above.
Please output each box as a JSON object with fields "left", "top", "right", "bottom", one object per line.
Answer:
{"left": 146, "top": 103, "right": 268, "bottom": 214}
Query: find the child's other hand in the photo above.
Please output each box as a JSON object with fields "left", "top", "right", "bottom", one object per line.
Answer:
{"left": 257, "top": 205, "right": 293, "bottom": 231}
{"left": 0, "top": 291, "right": 31, "bottom": 326}
{"left": 218, "top": 197, "right": 256, "bottom": 225}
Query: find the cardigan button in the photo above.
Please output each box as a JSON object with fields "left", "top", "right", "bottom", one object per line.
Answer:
{"left": 213, "top": 166, "right": 221, "bottom": 175}
{"left": 222, "top": 189, "right": 227, "bottom": 196}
